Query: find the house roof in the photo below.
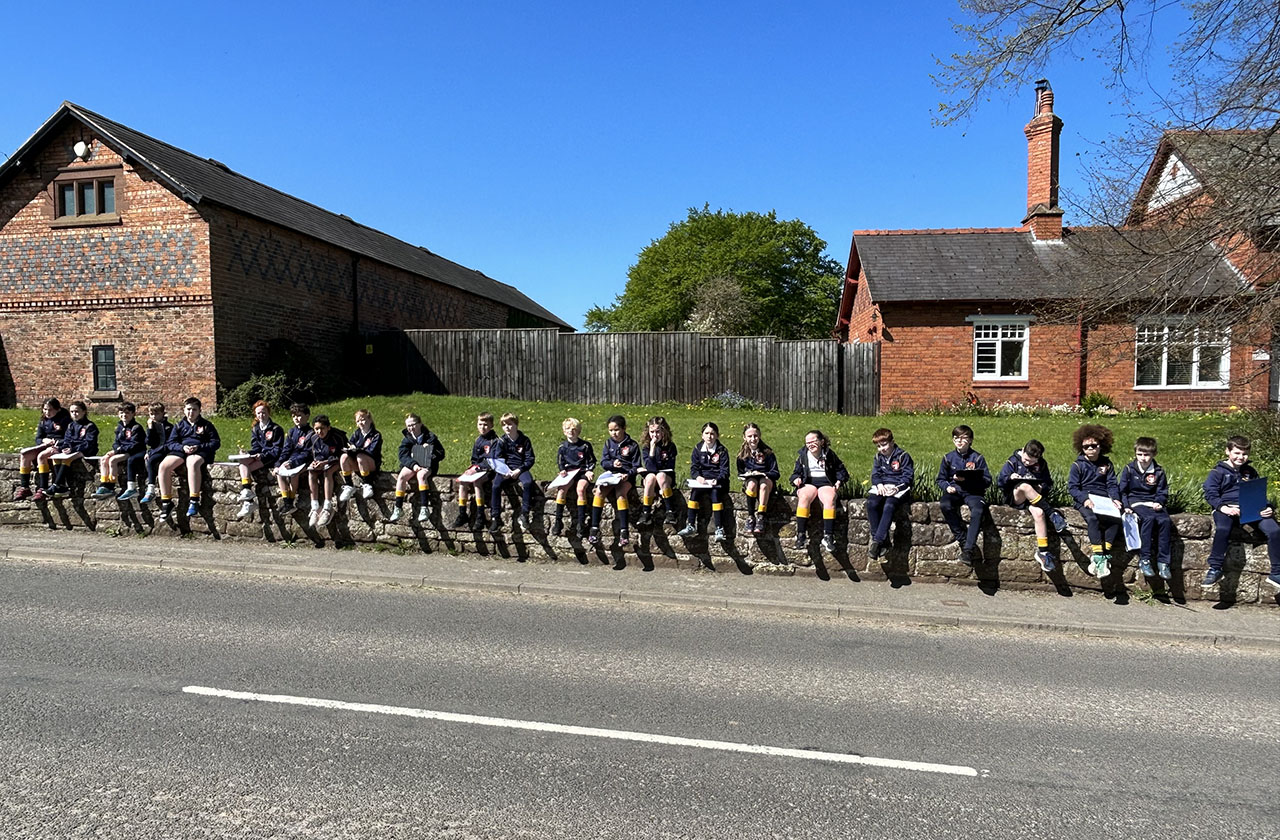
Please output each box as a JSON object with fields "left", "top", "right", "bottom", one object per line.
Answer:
{"left": 1128, "top": 129, "right": 1280, "bottom": 226}
{"left": 850, "top": 227, "right": 1244, "bottom": 304}
{"left": 0, "top": 102, "right": 571, "bottom": 329}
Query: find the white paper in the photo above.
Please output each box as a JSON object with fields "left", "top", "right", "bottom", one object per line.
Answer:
{"left": 547, "top": 470, "right": 581, "bottom": 490}
{"left": 486, "top": 457, "right": 513, "bottom": 476}
{"left": 1088, "top": 493, "right": 1122, "bottom": 518}
{"left": 457, "top": 469, "right": 491, "bottom": 485}
{"left": 277, "top": 461, "right": 308, "bottom": 477}
{"left": 686, "top": 477, "right": 717, "bottom": 489}
{"left": 595, "top": 471, "right": 624, "bottom": 487}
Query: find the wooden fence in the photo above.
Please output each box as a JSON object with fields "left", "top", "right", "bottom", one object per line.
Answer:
{"left": 371, "top": 329, "right": 880, "bottom": 415}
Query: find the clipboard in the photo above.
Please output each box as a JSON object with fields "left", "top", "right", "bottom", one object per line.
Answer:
{"left": 1088, "top": 493, "right": 1123, "bottom": 519}
{"left": 1239, "top": 477, "right": 1269, "bottom": 524}
{"left": 411, "top": 442, "right": 435, "bottom": 469}
{"left": 19, "top": 444, "right": 49, "bottom": 456}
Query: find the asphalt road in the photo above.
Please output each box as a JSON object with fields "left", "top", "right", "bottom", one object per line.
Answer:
{"left": 2, "top": 560, "right": 1276, "bottom": 839}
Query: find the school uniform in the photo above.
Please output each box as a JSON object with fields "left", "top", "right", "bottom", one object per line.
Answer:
{"left": 1203, "top": 460, "right": 1280, "bottom": 576}
{"left": 110, "top": 419, "right": 147, "bottom": 484}
{"left": 279, "top": 425, "right": 316, "bottom": 469}
{"left": 600, "top": 435, "right": 641, "bottom": 479}
{"left": 490, "top": 431, "right": 535, "bottom": 516}
{"left": 348, "top": 425, "right": 383, "bottom": 470}
{"left": 35, "top": 408, "right": 72, "bottom": 445}
{"left": 866, "top": 445, "right": 914, "bottom": 545}
{"left": 641, "top": 440, "right": 678, "bottom": 475}
{"left": 556, "top": 439, "right": 597, "bottom": 474}
{"left": 685, "top": 441, "right": 731, "bottom": 528}
{"left": 471, "top": 431, "right": 499, "bottom": 467}
{"left": 249, "top": 420, "right": 286, "bottom": 469}
{"left": 736, "top": 449, "right": 780, "bottom": 483}
{"left": 50, "top": 418, "right": 100, "bottom": 490}
{"left": 936, "top": 448, "right": 992, "bottom": 551}
{"left": 144, "top": 417, "right": 174, "bottom": 486}
{"left": 788, "top": 446, "right": 849, "bottom": 488}
{"left": 165, "top": 418, "right": 221, "bottom": 463}
{"left": 311, "top": 427, "right": 349, "bottom": 465}
{"left": 1068, "top": 453, "right": 1123, "bottom": 549}
{"left": 1118, "top": 458, "right": 1172, "bottom": 566}
{"left": 996, "top": 450, "right": 1054, "bottom": 508}
{"left": 397, "top": 427, "right": 445, "bottom": 472}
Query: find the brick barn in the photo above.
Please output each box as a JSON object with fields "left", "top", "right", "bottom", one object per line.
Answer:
{"left": 0, "top": 102, "right": 569, "bottom": 410}
{"left": 836, "top": 82, "right": 1278, "bottom": 413}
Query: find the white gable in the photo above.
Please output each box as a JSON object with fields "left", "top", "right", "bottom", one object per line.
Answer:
{"left": 1147, "top": 150, "right": 1202, "bottom": 212}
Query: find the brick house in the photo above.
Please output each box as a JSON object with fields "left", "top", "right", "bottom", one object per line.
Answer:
{"left": 836, "top": 82, "right": 1276, "bottom": 412}
{"left": 0, "top": 102, "right": 569, "bottom": 410}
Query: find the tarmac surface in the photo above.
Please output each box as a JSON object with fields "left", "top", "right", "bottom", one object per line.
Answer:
{"left": 2, "top": 528, "right": 1277, "bottom": 650}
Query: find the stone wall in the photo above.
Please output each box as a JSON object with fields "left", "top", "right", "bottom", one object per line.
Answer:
{"left": 1, "top": 454, "right": 1274, "bottom": 605}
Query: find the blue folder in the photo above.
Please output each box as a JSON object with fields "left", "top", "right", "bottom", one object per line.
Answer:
{"left": 1238, "top": 477, "right": 1269, "bottom": 524}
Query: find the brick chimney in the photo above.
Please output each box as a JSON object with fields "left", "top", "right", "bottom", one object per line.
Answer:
{"left": 1023, "top": 78, "right": 1064, "bottom": 240}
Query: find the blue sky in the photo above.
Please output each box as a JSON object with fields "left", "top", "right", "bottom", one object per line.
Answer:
{"left": 0, "top": 1, "right": 1175, "bottom": 328}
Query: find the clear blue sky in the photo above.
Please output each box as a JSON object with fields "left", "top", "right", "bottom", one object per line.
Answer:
{"left": 0, "top": 1, "right": 1170, "bottom": 329}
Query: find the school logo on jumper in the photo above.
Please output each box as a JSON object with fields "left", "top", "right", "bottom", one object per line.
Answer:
{"left": 965, "top": 461, "right": 976, "bottom": 470}
{"left": 1146, "top": 474, "right": 1157, "bottom": 485}
{"left": 197, "top": 426, "right": 205, "bottom": 435}
{"left": 79, "top": 428, "right": 86, "bottom": 437}
{"left": 265, "top": 430, "right": 273, "bottom": 439}
{"left": 622, "top": 446, "right": 631, "bottom": 455}
{"left": 891, "top": 460, "right": 900, "bottom": 470}
{"left": 1098, "top": 465, "right": 1108, "bottom": 474}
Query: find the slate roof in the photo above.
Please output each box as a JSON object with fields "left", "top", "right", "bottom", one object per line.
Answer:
{"left": 0, "top": 102, "right": 570, "bottom": 329}
{"left": 853, "top": 227, "right": 1244, "bottom": 304}
{"left": 1129, "top": 129, "right": 1280, "bottom": 226}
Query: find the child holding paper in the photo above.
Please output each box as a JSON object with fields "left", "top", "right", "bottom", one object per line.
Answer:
{"left": 865, "top": 428, "right": 913, "bottom": 559}
{"left": 1067, "top": 424, "right": 1123, "bottom": 579}
{"left": 551, "top": 417, "right": 595, "bottom": 537}
{"left": 590, "top": 415, "right": 639, "bottom": 546}
{"left": 1202, "top": 435, "right": 1280, "bottom": 591}
{"left": 1118, "top": 436, "right": 1173, "bottom": 580}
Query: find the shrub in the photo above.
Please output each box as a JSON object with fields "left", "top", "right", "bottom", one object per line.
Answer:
{"left": 1080, "top": 391, "right": 1117, "bottom": 415}
{"left": 217, "top": 371, "right": 314, "bottom": 418}
{"left": 699, "top": 390, "right": 760, "bottom": 410}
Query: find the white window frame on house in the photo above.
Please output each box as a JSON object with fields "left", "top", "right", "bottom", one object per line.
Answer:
{"left": 967, "top": 315, "right": 1031, "bottom": 381}
{"left": 1134, "top": 320, "right": 1230, "bottom": 389}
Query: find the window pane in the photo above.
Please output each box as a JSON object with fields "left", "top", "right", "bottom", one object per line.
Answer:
{"left": 975, "top": 342, "right": 997, "bottom": 374}
{"left": 59, "top": 184, "right": 75, "bottom": 216}
{"left": 1166, "top": 343, "right": 1193, "bottom": 385}
{"left": 999, "top": 340, "right": 1024, "bottom": 377}
{"left": 1197, "top": 345, "right": 1225, "bottom": 384}
{"left": 92, "top": 346, "right": 116, "bottom": 391}
{"left": 79, "top": 182, "right": 96, "bottom": 215}
{"left": 1136, "top": 344, "right": 1163, "bottom": 386}
{"left": 100, "top": 180, "right": 115, "bottom": 214}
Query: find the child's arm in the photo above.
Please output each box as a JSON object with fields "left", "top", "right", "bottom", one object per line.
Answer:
{"left": 198, "top": 422, "right": 221, "bottom": 462}
{"left": 1067, "top": 461, "right": 1090, "bottom": 505}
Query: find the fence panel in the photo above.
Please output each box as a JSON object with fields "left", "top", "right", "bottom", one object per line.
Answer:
{"left": 396, "top": 329, "right": 880, "bottom": 414}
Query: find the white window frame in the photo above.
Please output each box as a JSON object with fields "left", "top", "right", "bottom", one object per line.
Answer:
{"left": 1134, "top": 320, "right": 1230, "bottom": 389}
{"left": 967, "top": 315, "right": 1031, "bottom": 381}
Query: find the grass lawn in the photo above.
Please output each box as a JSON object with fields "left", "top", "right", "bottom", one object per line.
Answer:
{"left": 4, "top": 394, "right": 1268, "bottom": 513}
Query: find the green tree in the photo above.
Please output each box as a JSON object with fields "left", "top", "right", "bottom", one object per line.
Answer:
{"left": 585, "top": 206, "right": 844, "bottom": 339}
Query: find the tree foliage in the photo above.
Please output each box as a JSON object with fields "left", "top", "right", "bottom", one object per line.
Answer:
{"left": 585, "top": 206, "right": 844, "bottom": 339}
{"left": 933, "top": 0, "right": 1280, "bottom": 361}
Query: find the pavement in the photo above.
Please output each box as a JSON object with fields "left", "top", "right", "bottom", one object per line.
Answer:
{"left": 2, "top": 528, "right": 1277, "bottom": 650}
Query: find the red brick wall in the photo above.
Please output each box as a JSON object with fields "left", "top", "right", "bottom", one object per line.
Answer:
{"left": 205, "top": 209, "right": 512, "bottom": 389}
{"left": 1085, "top": 321, "right": 1270, "bottom": 411}
{"left": 878, "top": 303, "right": 1083, "bottom": 411}
{"left": 843, "top": 266, "right": 879, "bottom": 343}
{"left": 0, "top": 123, "right": 216, "bottom": 408}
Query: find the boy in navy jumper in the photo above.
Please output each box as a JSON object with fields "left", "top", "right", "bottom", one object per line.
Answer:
{"left": 47, "top": 401, "right": 99, "bottom": 499}
{"left": 139, "top": 403, "right": 173, "bottom": 505}
{"left": 996, "top": 439, "right": 1058, "bottom": 573}
{"left": 234, "top": 400, "right": 285, "bottom": 520}
{"left": 92, "top": 402, "right": 146, "bottom": 500}
{"left": 1067, "top": 424, "right": 1124, "bottom": 578}
{"left": 272, "top": 403, "right": 313, "bottom": 515}
{"left": 1202, "top": 435, "right": 1280, "bottom": 591}
{"left": 17, "top": 398, "right": 71, "bottom": 500}
{"left": 157, "top": 397, "right": 220, "bottom": 519}
{"left": 390, "top": 413, "right": 446, "bottom": 524}
{"left": 551, "top": 417, "right": 596, "bottom": 538}
{"left": 865, "top": 428, "right": 914, "bottom": 559}
{"left": 1118, "top": 437, "right": 1173, "bottom": 580}
{"left": 936, "top": 425, "right": 991, "bottom": 566}
{"left": 307, "top": 415, "right": 348, "bottom": 527}
{"left": 592, "top": 415, "right": 641, "bottom": 545}
{"left": 489, "top": 412, "right": 536, "bottom": 534}
{"left": 451, "top": 412, "right": 497, "bottom": 529}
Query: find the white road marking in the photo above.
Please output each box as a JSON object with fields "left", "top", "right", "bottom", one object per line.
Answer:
{"left": 183, "top": 684, "right": 979, "bottom": 778}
